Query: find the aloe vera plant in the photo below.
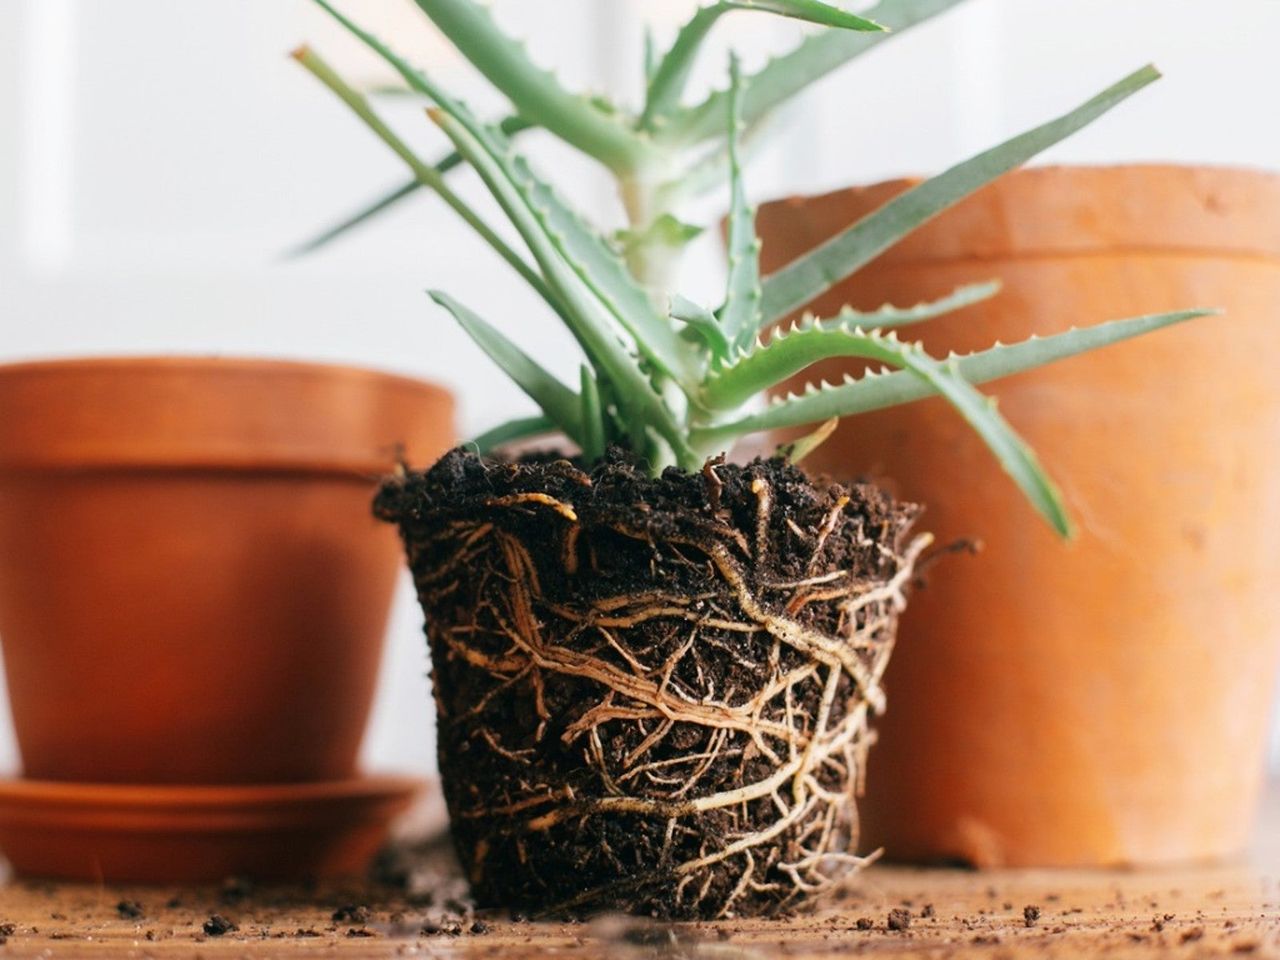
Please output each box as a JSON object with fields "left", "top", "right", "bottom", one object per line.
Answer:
{"left": 296, "top": 0, "right": 1209, "bottom": 539}
{"left": 292, "top": 3, "right": 1220, "bottom": 917}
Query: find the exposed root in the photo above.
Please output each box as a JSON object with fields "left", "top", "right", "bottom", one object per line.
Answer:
{"left": 378, "top": 448, "right": 922, "bottom": 920}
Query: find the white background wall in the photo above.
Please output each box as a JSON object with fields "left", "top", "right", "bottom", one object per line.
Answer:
{"left": 2, "top": 0, "right": 1279, "bottom": 779}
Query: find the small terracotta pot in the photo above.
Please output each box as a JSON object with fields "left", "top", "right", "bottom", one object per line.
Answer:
{"left": 756, "top": 165, "right": 1280, "bottom": 867}
{"left": 0, "top": 357, "right": 453, "bottom": 784}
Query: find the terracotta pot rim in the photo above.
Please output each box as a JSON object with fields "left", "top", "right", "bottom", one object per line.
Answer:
{"left": 0, "top": 354, "right": 453, "bottom": 476}
{"left": 0, "top": 354, "right": 453, "bottom": 405}
{"left": 765, "top": 161, "right": 1280, "bottom": 201}
{"left": 759, "top": 163, "right": 1280, "bottom": 264}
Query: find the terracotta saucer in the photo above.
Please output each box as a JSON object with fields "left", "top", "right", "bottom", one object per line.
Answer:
{"left": 0, "top": 775, "right": 424, "bottom": 883}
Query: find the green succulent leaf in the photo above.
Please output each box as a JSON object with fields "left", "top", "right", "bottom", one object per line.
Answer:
{"left": 313, "top": 4, "right": 698, "bottom": 385}
{"left": 430, "top": 290, "right": 584, "bottom": 444}
{"left": 659, "top": 113, "right": 776, "bottom": 206}
{"left": 641, "top": 0, "right": 884, "bottom": 132}
{"left": 727, "top": 0, "right": 885, "bottom": 30}
{"left": 711, "top": 325, "right": 1069, "bottom": 532}
{"left": 665, "top": 0, "right": 970, "bottom": 145}
{"left": 694, "top": 309, "right": 1214, "bottom": 442}
{"left": 289, "top": 115, "right": 534, "bottom": 257}
{"left": 718, "top": 55, "right": 763, "bottom": 354}
{"left": 759, "top": 65, "right": 1160, "bottom": 325}
{"left": 765, "top": 280, "right": 1000, "bottom": 333}
{"left": 911, "top": 345, "right": 1071, "bottom": 536}
{"left": 470, "top": 414, "right": 558, "bottom": 454}
{"left": 643, "top": 26, "right": 660, "bottom": 86}
{"left": 711, "top": 281, "right": 998, "bottom": 406}
{"left": 304, "top": 2, "right": 693, "bottom": 461}
{"left": 579, "top": 365, "right": 606, "bottom": 463}
{"left": 670, "top": 294, "right": 731, "bottom": 357}
{"left": 427, "top": 108, "right": 695, "bottom": 466}
{"left": 615, "top": 214, "right": 705, "bottom": 256}
{"left": 287, "top": 178, "right": 418, "bottom": 258}
{"left": 291, "top": 44, "right": 553, "bottom": 306}
{"left": 506, "top": 149, "right": 704, "bottom": 387}
{"left": 406, "top": 0, "right": 653, "bottom": 172}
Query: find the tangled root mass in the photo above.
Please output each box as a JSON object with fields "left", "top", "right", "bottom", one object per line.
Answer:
{"left": 377, "top": 448, "right": 924, "bottom": 919}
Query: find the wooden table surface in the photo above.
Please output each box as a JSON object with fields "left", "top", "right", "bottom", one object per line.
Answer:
{"left": 0, "top": 793, "right": 1276, "bottom": 959}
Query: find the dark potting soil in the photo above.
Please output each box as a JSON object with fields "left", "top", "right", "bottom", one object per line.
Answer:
{"left": 376, "top": 447, "right": 921, "bottom": 920}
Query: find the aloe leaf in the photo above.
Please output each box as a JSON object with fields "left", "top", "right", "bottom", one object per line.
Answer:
{"left": 288, "top": 115, "right": 534, "bottom": 257}
{"left": 287, "top": 179, "right": 418, "bottom": 258}
{"left": 579, "top": 366, "right": 606, "bottom": 463}
{"left": 507, "top": 150, "right": 703, "bottom": 387}
{"left": 908, "top": 344, "right": 1070, "bottom": 535}
{"left": 307, "top": 4, "right": 702, "bottom": 393}
{"left": 292, "top": 45, "right": 554, "bottom": 307}
{"left": 665, "top": 0, "right": 969, "bottom": 145}
{"left": 644, "top": 26, "right": 659, "bottom": 87}
{"left": 615, "top": 214, "right": 705, "bottom": 256}
{"left": 430, "top": 290, "right": 584, "bottom": 445}
{"left": 718, "top": 55, "right": 763, "bottom": 354}
{"left": 657, "top": 112, "right": 777, "bottom": 207}
{"left": 728, "top": 0, "right": 884, "bottom": 29}
{"left": 715, "top": 326, "right": 1069, "bottom": 533}
{"left": 470, "top": 414, "right": 558, "bottom": 454}
{"left": 427, "top": 108, "right": 695, "bottom": 467}
{"left": 640, "top": 0, "right": 883, "bottom": 132}
{"left": 671, "top": 294, "right": 730, "bottom": 357}
{"left": 763, "top": 280, "right": 1000, "bottom": 334}
{"left": 405, "top": 0, "right": 653, "bottom": 172}
{"left": 707, "top": 316, "right": 931, "bottom": 409}
{"left": 759, "top": 65, "right": 1160, "bottom": 324}
{"left": 301, "top": 11, "right": 665, "bottom": 407}
{"left": 693, "top": 309, "right": 1214, "bottom": 444}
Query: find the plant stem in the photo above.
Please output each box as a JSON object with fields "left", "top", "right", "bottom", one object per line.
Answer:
{"left": 619, "top": 170, "right": 683, "bottom": 293}
{"left": 618, "top": 163, "right": 698, "bottom": 475}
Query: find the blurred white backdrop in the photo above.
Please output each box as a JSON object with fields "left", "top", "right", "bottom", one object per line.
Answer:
{"left": 1, "top": 0, "right": 1279, "bottom": 780}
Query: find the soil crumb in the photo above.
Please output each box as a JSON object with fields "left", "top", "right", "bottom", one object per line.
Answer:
{"left": 115, "top": 900, "right": 143, "bottom": 920}
{"left": 331, "top": 904, "right": 371, "bottom": 924}
{"left": 202, "top": 914, "right": 237, "bottom": 937}
{"left": 888, "top": 908, "right": 912, "bottom": 931}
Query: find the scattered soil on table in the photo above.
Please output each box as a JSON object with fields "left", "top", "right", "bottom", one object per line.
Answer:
{"left": 0, "top": 842, "right": 1276, "bottom": 958}
{"left": 377, "top": 447, "right": 922, "bottom": 919}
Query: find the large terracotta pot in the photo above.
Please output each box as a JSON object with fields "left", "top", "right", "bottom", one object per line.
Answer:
{"left": 756, "top": 165, "right": 1280, "bottom": 867}
{"left": 0, "top": 357, "right": 453, "bottom": 784}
